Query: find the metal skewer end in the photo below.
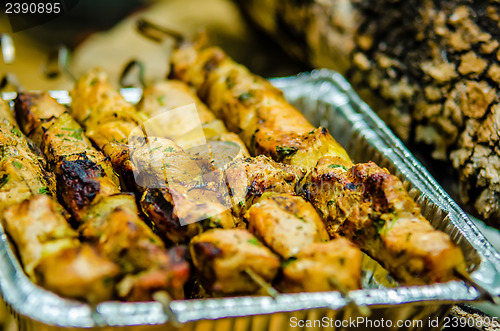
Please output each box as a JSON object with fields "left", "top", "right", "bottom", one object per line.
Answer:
{"left": 136, "top": 19, "right": 185, "bottom": 44}
{"left": 43, "top": 45, "right": 76, "bottom": 82}
{"left": 454, "top": 268, "right": 499, "bottom": 305}
{"left": 120, "top": 60, "right": 146, "bottom": 88}
{"left": 245, "top": 268, "right": 279, "bottom": 299}
{"left": 328, "top": 277, "right": 370, "bottom": 317}
{"left": 0, "top": 73, "right": 22, "bottom": 92}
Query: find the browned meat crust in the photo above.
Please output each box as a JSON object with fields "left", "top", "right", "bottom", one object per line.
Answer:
{"left": 306, "top": 158, "right": 466, "bottom": 284}
{"left": 190, "top": 228, "right": 280, "bottom": 294}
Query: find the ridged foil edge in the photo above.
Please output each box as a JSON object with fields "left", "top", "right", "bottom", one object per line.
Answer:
{"left": 0, "top": 69, "right": 497, "bottom": 329}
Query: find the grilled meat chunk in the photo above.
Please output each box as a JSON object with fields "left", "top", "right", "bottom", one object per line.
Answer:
{"left": 282, "top": 238, "right": 362, "bottom": 292}
{"left": 245, "top": 193, "right": 362, "bottom": 292}
{"left": 15, "top": 92, "right": 190, "bottom": 300}
{"left": 170, "top": 40, "right": 350, "bottom": 168}
{"left": 246, "top": 193, "right": 329, "bottom": 258}
{"left": 224, "top": 155, "right": 306, "bottom": 217}
{"left": 0, "top": 107, "right": 56, "bottom": 207}
{"left": 5, "top": 195, "right": 119, "bottom": 303}
{"left": 306, "top": 157, "right": 467, "bottom": 284}
{"left": 190, "top": 229, "right": 280, "bottom": 294}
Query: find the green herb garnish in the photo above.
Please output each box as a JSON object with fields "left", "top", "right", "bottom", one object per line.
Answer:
{"left": 373, "top": 218, "right": 386, "bottom": 234}
{"left": 38, "top": 186, "right": 50, "bottom": 194}
{"left": 225, "top": 76, "right": 235, "bottom": 89}
{"left": 276, "top": 146, "right": 298, "bottom": 161}
{"left": 238, "top": 92, "right": 254, "bottom": 102}
{"left": 247, "top": 237, "right": 261, "bottom": 246}
{"left": 10, "top": 127, "right": 22, "bottom": 137}
{"left": 157, "top": 96, "right": 166, "bottom": 105}
{"left": 328, "top": 164, "right": 348, "bottom": 171}
{"left": 0, "top": 174, "right": 9, "bottom": 189}
{"left": 164, "top": 146, "right": 175, "bottom": 153}
{"left": 224, "top": 141, "right": 239, "bottom": 148}
{"left": 13, "top": 161, "right": 22, "bottom": 169}
{"left": 69, "top": 129, "right": 83, "bottom": 141}
{"left": 282, "top": 257, "right": 297, "bottom": 268}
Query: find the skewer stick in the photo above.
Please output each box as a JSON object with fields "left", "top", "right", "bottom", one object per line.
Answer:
{"left": 153, "top": 291, "right": 182, "bottom": 327}
{"left": 245, "top": 268, "right": 279, "bottom": 299}
{"left": 453, "top": 268, "right": 499, "bottom": 305}
{"left": 136, "top": 19, "right": 185, "bottom": 44}
{"left": 119, "top": 60, "right": 146, "bottom": 88}
{"left": 328, "top": 277, "right": 370, "bottom": 317}
{"left": 43, "top": 45, "right": 75, "bottom": 81}
{"left": 0, "top": 73, "right": 22, "bottom": 92}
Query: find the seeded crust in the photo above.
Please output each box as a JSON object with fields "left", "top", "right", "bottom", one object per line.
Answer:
{"left": 237, "top": 0, "right": 500, "bottom": 227}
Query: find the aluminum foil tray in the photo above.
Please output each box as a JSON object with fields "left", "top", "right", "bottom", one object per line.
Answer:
{"left": 1, "top": 69, "right": 499, "bottom": 330}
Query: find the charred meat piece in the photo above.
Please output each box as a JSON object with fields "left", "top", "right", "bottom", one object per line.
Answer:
{"left": 15, "top": 92, "right": 119, "bottom": 221}
{"left": 69, "top": 70, "right": 239, "bottom": 244}
{"left": 14, "top": 92, "right": 190, "bottom": 301}
{"left": 223, "top": 155, "right": 306, "bottom": 217}
{"left": 306, "top": 157, "right": 467, "bottom": 284}
{"left": 190, "top": 229, "right": 280, "bottom": 294}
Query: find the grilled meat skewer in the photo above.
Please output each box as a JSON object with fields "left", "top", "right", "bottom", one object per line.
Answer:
{"left": 170, "top": 40, "right": 467, "bottom": 285}
{"left": 0, "top": 102, "right": 119, "bottom": 302}
{"left": 170, "top": 39, "right": 350, "bottom": 169}
{"left": 246, "top": 193, "right": 362, "bottom": 292}
{"left": 137, "top": 80, "right": 363, "bottom": 293}
{"left": 70, "top": 70, "right": 238, "bottom": 245}
{"left": 4, "top": 195, "right": 119, "bottom": 302}
{"left": 307, "top": 158, "right": 466, "bottom": 284}
{"left": 14, "top": 92, "right": 190, "bottom": 301}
